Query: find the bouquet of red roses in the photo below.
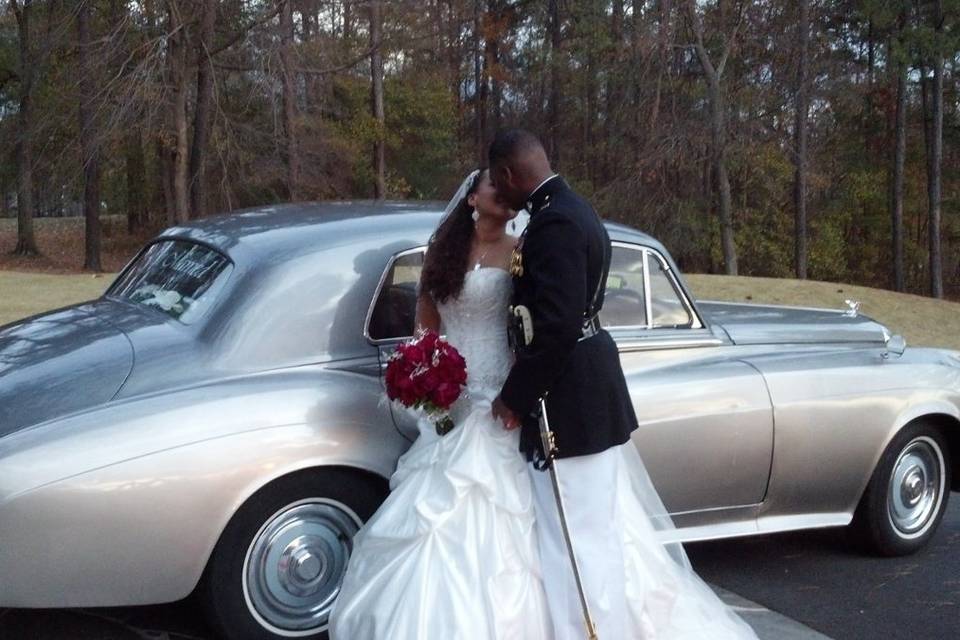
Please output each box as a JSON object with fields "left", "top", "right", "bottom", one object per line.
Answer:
{"left": 385, "top": 329, "right": 468, "bottom": 435}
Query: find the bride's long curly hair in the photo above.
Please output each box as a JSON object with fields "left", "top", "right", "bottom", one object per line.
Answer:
{"left": 421, "top": 170, "right": 484, "bottom": 304}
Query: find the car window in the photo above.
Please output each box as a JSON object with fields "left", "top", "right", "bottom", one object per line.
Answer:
{"left": 600, "top": 246, "right": 647, "bottom": 328}
{"left": 647, "top": 251, "right": 694, "bottom": 328}
{"left": 367, "top": 250, "right": 424, "bottom": 341}
{"left": 108, "top": 239, "right": 232, "bottom": 324}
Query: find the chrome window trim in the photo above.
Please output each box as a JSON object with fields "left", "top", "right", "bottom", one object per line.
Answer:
{"left": 103, "top": 237, "right": 236, "bottom": 326}
{"left": 365, "top": 242, "right": 706, "bottom": 345}
{"left": 104, "top": 236, "right": 235, "bottom": 299}
{"left": 363, "top": 245, "right": 427, "bottom": 345}
{"left": 606, "top": 241, "right": 704, "bottom": 332}
{"left": 642, "top": 247, "right": 653, "bottom": 330}
{"left": 645, "top": 248, "right": 704, "bottom": 329}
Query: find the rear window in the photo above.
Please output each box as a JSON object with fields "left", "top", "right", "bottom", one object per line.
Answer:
{"left": 108, "top": 240, "right": 232, "bottom": 323}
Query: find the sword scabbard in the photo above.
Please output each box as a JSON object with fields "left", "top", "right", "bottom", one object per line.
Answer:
{"left": 537, "top": 397, "right": 599, "bottom": 639}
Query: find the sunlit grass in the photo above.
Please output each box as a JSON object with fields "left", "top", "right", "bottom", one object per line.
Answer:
{"left": 685, "top": 273, "right": 960, "bottom": 350}
{"left": 0, "top": 271, "right": 117, "bottom": 326}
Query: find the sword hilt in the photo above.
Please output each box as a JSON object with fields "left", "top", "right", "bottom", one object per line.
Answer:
{"left": 543, "top": 428, "right": 558, "bottom": 458}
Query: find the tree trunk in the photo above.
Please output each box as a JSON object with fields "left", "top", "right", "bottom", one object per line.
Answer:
{"left": 166, "top": 1, "right": 190, "bottom": 224}
{"left": 928, "top": 4, "right": 944, "bottom": 299}
{"left": 189, "top": 0, "right": 217, "bottom": 216}
{"left": 604, "top": 0, "right": 624, "bottom": 177}
{"left": 793, "top": 0, "right": 809, "bottom": 280}
{"left": 473, "top": 0, "right": 483, "bottom": 164}
{"left": 343, "top": 0, "right": 353, "bottom": 38}
{"left": 301, "top": 0, "right": 321, "bottom": 110}
{"left": 686, "top": 0, "right": 738, "bottom": 275}
{"left": 486, "top": 1, "right": 502, "bottom": 135}
{"left": 12, "top": 0, "right": 38, "bottom": 256}
{"left": 79, "top": 0, "right": 101, "bottom": 271}
{"left": 155, "top": 134, "right": 174, "bottom": 227}
{"left": 369, "top": 0, "right": 386, "bottom": 199}
{"left": 891, "top": 28, "right": 907, "bottom": 292}
{"left": 920, "top": 63, "right": 931, "bottom": 251}
{"left": 547, "top": 0, "right": 562, "bottom": 167}
{"left": 126, "top": 127, "right": 147, "bottom": 233}
{"left": 646, "top": 0, "right": 670, "bottom": 159}
{"left": 280, "top": 0, "right": 301, "bottom": 200}
{"left": 710, "top": 83, "right": 736, "bottom": 276}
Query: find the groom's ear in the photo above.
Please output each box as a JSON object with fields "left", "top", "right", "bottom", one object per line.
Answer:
{"left": 492, "top": 164, "right": 512, "bottom": 190}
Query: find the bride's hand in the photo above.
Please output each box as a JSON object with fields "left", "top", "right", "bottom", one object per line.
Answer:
{"left": 492, "top": 396, "right": 520, "bottom": 430}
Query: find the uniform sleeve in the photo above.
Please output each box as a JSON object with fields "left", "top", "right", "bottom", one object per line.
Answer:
{"left": 499, "top": 213, "right": 587, "bottom": 417}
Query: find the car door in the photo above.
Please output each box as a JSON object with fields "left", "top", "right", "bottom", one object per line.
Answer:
{"left": 603, "top": 242, "right": 774, "bottom": 530}
{"left": 364, "top": 247, "right": 427, "bottom": 440}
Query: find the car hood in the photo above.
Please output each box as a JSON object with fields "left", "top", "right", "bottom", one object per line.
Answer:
{"left": 697, "top": 301, "right": 889, "bottom": 345}
{"left": 0, "top": 300, "right": 134, "bottom": 438}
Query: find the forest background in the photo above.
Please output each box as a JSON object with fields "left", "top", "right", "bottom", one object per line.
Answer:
{"left": 1, "top": 0, "right": 958, "bottom": 300}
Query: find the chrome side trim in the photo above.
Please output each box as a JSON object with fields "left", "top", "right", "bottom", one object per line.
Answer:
{"left": 696, "top": 298, "right": 851, "bottom": 315}
{"left": 362, "top": 245, "right": 427, "bottom": 345}
{"left": 616, "top": 337, "right": 724, "bottom": 353}
{"left": 657, "top": 512, "right": 852, "bottom": 544}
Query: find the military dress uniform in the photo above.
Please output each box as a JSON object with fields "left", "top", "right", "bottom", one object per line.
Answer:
{"left": 499, "top": 175, "right": 640, "bottom": 640}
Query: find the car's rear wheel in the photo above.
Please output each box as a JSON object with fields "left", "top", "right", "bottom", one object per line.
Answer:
{"left": 202, "top": 468, "right": 387, "bottom": 640}
{"left": 852, "top": 421, "right": 951, "bottom": 556}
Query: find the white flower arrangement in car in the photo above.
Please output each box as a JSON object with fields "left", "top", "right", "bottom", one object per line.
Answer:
{"left": 130, "top": 284, "right": 193, "bottom": 317}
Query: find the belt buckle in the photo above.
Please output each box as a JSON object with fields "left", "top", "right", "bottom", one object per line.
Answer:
{"left": 579, "top": 316, "right": 600, "bottom": 341}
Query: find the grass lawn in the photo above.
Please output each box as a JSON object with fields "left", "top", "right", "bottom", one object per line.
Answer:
{"left": 2, "top": 268, "right": 959, "bottom": 351}
{"left": 0, "top": 271, "right": 118, "bottom": 325}
{"left": 685, "top": 273, "right": 960, "bottom": 351}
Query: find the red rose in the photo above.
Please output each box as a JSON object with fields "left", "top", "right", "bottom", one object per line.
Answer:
{"left": 385, "top": 333, "right": 467, "bottom": 412}
{"left": 408, "top": 344, "right": 429, "bottom": 366}
{"left": 431, "top": 382, "right": 461, "bottom": 409}
{"left": 418, "top": 367, "right": 441, "bottom": 393}
{"left": 418, "top": 330, "right": 439, "bottom": 353}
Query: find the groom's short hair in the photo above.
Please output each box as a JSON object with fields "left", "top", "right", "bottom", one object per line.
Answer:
{"left": 488, "top": 129, "right": 545, "bottom": 168}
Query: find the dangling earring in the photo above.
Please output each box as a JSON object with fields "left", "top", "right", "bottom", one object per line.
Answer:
{"left": 471, "top": 209, "right": 479, "bottom": 222}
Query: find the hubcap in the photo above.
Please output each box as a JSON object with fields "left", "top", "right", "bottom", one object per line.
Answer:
{"left": 887, "top": 437, "right": 945, "bottom": 539}
{"left": 243, "top": 499, "right": 362, "bottom": 636}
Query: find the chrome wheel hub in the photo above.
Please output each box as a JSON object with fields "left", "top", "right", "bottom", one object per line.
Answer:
{"left": 887, "top": 437, "right": 944, "bottom": 538}
{"left": 243, "top": 499, "right": 361, "bottom": 636}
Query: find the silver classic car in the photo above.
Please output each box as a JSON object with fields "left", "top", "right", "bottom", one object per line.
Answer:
{"left": 1, "top": 202, "right": 957, "bottom": 639}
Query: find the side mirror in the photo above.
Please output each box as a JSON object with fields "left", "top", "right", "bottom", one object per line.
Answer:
{"left": 883, "top": 333, "right": 906, "bottom": 359}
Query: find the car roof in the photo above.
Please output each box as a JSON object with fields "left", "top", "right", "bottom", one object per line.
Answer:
{"left": 157, "top": 201, "right": 664, "bottom": 264}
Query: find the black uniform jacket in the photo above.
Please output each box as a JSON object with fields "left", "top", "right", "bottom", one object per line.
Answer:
{"left": 499, "top": 176, "right": 640, "bottom": 462}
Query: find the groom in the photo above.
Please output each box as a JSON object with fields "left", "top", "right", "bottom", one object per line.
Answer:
{"left": 490, "top": 129, "right": 640, "bottom": 639}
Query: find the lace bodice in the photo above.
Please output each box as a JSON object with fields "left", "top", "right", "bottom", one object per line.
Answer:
{"left": 436, "top": 267, "right": 513, "bottom": 397}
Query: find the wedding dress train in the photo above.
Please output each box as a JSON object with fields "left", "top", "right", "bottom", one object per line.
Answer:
{"left": 328, "top": 266, "right": 757, "bottom": 639}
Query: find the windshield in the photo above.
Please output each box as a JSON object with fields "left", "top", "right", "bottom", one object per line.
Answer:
{"left": 108, "top": 239, "right": 233, "bottom": 323}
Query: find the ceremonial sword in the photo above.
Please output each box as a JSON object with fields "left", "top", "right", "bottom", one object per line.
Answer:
{"left": 538, "top": 395, "right": 599, "bottom": 640}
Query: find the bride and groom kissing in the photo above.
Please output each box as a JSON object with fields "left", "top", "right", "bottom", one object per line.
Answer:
{"left": 328, "top": 130, "right": 758, "bottom": 639}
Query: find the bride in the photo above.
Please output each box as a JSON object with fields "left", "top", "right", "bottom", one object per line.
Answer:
{"left": 328, "top": 170, "right": 759, "bottom": 639}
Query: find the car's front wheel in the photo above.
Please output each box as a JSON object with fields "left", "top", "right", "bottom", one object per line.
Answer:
{"left": 201, "top": 468, "right": 387, "bottom": 640}
{"left": 852, "top": 421, "right": 951, "bottom": 556}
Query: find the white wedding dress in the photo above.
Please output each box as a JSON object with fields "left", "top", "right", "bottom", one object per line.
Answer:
{"left": 328, "top": 266, "right": 758, "bottom": 640}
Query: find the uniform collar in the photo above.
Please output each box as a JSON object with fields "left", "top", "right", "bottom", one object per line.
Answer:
{"left": 525, "top": 174, "right": 562, "bottom": 215}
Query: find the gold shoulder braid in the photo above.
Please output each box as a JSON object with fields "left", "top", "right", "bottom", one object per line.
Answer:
{"left": 509, "top": 234, "right": 525, "bottom": 277}
{"left": 509, "top": 246, "right": 524, "bottom": 277}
